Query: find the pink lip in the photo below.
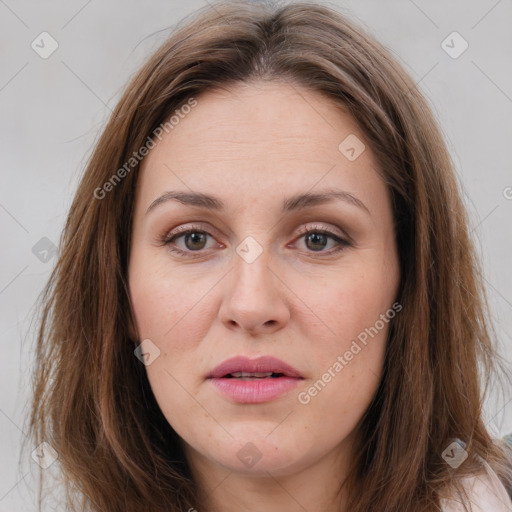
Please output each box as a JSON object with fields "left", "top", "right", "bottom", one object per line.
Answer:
{"left": 207, "top": 355, "right": 304, "bottom": 404}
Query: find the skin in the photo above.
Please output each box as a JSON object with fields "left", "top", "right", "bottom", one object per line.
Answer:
{"left": 128, "top": 80, "right": 400, "bottom": 512}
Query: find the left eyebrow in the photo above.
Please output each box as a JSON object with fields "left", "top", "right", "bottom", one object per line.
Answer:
{"left": 281, "top": 190, "right": 370, "bottom": 215}
{"left": 145, "top": 189, "right": 370, "bottom": 216}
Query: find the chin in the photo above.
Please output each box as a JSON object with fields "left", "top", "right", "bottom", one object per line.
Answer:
{"left": 206, "top": 434, "right": 312, "bottom": 477}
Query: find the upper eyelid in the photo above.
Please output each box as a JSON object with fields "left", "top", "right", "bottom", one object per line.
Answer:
{"left": 295, "top": 223, "right": 347, "bottom": 238}
{"left": 165, "top": 222, "right": 346, "bottom": 238}
{"left": 164, "top": 223, "right": 221, "bottom": 242}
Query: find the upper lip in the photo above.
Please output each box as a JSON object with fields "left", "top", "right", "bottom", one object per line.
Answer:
{"left": 208, "top": 355, "right": 304, "bottom": 379}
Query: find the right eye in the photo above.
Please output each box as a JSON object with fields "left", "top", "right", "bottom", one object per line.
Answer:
{"left": 160, "top": 224, "right": 224, "bottom": 258}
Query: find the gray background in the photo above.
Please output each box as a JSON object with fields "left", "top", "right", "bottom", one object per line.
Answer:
{"left": 1, "top": 0, "right": 511, "bottom": 510}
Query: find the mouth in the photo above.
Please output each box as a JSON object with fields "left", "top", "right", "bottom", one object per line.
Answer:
{"left": 222, "top": 371, "right": 287, "bottom": 380}
{"left": 207, "top": 355, "right": 304, "bottom": 403}
{"left": 207, "top": 355, "right": 304, "bottom": 380}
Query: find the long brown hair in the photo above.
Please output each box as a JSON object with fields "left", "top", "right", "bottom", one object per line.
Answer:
{"left": 28, "top": 1, "right": 512, "bottom": 510}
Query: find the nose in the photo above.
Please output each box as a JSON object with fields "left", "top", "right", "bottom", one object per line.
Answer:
{"left": 218, "top": 241, "right": 290, "bottom": 335}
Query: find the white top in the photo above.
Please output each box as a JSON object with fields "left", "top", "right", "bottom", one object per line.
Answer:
{"left": 441, "top": 461, "right": 512, "bottom": 511}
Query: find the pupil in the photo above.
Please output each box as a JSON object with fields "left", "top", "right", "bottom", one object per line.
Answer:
{"left": 307, "top": 233, "right": 327, "bottom": 251}
{"left": 185, "top": 232, "right": 206, "bottom": 250}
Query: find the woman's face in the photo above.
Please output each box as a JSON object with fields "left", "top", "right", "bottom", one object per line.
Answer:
{"left": 128, "top": 81, "right": 400, "bottom": 479}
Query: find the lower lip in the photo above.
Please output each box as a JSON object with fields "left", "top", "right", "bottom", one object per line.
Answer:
{"left": 209, "top": 377, "right": 302, "bottom": 403}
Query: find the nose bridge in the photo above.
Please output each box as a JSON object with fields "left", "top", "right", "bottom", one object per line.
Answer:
{"left": 231, "top": 233, "right": 274, "bottom": 299}
{"left": 219, "top": 233, "right": 289, "bottom": 333}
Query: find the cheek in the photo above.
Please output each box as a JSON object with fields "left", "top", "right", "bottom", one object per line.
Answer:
{"left": 129, "top": 255, "right": 216, "bottom": 347}
{"left": 301, "top": 268, "right": 395, "bottom": 403}
{"left": 310, "top": 267, "right": 395, "bottom": 351}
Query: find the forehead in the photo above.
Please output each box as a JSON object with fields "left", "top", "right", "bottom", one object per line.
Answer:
{"left": 136, "top": 80, "right": 386, "bottom": 214}
{"left": 152, "top": 80, "right": 363, "bottom": 160}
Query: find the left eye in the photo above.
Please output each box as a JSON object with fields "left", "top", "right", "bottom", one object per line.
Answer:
{"left": 296, "top": 230, "right": 348, "bottom": 252}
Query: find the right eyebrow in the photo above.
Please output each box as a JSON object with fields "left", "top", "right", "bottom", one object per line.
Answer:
{"left": 146, "top": 191, "right": 223, "bottom": 215}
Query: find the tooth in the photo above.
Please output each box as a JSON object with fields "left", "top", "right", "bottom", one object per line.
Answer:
{"left": 230, "top": 371, "right": 273, "bottom": 378}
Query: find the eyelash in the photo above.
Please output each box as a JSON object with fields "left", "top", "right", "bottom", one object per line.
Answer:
{"left": 159, "top": 223, "right": 351, "bottom": 259}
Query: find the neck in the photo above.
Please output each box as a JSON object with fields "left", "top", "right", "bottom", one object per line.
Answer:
{"left": 184, "top": 439, "right": 355, "bottom": 512}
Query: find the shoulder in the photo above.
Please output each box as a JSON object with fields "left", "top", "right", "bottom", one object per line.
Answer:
{"left": 440, "top": 461, "right": 512, "bottom": 512}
